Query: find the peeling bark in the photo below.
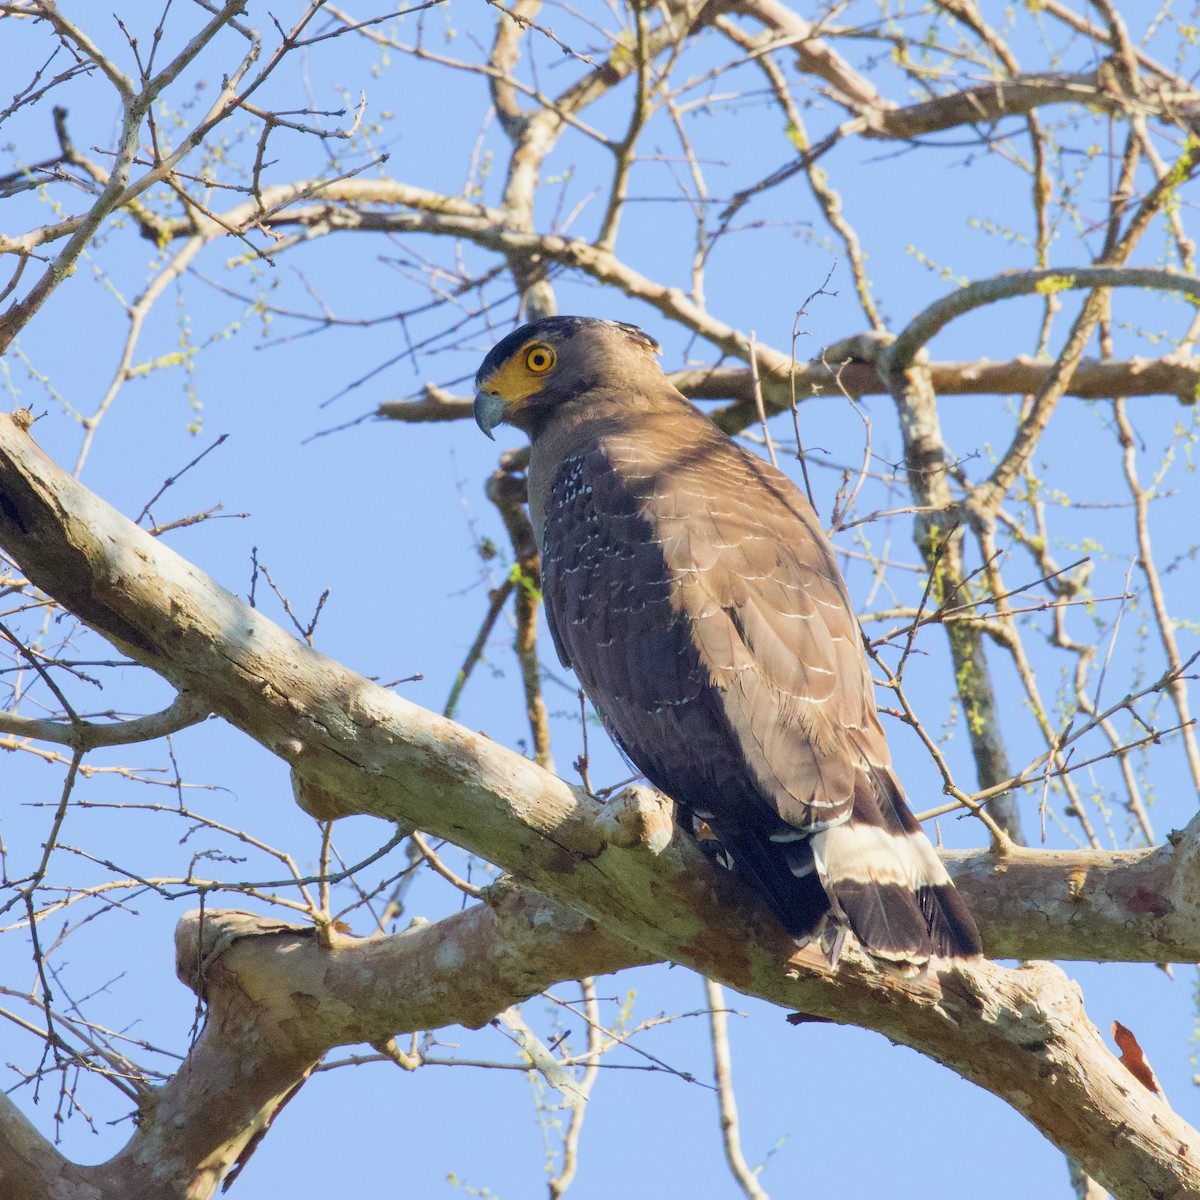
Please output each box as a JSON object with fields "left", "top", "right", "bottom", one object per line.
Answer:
{"left": 943, "top": 819, "right": 1200, "bottom": 962}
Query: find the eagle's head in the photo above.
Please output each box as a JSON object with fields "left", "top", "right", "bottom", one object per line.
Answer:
{"left": 473, "top": 316, "right": 662, "bottom": 439}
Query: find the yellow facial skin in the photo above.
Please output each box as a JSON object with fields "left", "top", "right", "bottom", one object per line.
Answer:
{"left": 478, "top": 341, "right": 557, "bottom": 406}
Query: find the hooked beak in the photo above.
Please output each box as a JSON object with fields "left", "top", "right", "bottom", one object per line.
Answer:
{"left": 473, "top": 390, "right": 506, "bottom": 440}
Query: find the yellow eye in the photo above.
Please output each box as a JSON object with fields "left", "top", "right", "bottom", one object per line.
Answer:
{"left": 525, "top": 344, "right": 556, "bottom": 373}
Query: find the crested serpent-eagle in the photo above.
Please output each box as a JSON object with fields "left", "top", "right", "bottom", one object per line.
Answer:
{"left": 473, "top": 316, "right": 981, "bottom": 973}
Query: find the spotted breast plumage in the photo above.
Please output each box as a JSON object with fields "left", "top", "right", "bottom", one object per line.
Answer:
{"left": 473, "top": 315, "right": 981, "bottom": 973}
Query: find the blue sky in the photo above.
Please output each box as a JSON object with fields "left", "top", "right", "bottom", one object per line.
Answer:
{"left": 1, "top": 3, "right": 1199, "bottom": 1196}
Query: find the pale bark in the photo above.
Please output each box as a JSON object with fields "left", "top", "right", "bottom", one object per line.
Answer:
{"left": 943, "top": 821, "right": 1200, "bottom": 962}
{"left": 0, "top": 888, "right": 644, "bottom": 1200}
{"left": 2, "top": 417, "right": 1200, "bottom": 1198}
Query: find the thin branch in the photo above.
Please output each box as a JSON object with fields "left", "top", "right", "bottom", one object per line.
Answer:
{"left": 0, "top": 692, "right": 209, "bottom": 749}
{"left": 705, "top": 978, "right": 769, "bottom": 1200}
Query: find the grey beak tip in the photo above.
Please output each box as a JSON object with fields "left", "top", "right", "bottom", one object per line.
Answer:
{"left": 473, "top": 390, "right": 504, "bottom": 440}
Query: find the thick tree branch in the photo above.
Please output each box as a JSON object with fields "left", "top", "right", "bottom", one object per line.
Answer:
{"left": 865, "top": 69, "right": 1200, "bottom": 140}
{"left": 4, "top": 815, "right": 1199, "bottom": 1200}
{"left": 881, "top": 268, "right": 1200, "bottom": 400}
{"left": 115, "top": 890, "right": 638, "bottom": 1198}
{"left": 3, "top": 416, "right": 1200, "bottom": 1196}
{"left": 0, "top": 884, "right": 643, "bottom": 1200}
{"left": 731, "top": 0, "right": 894, "bottom": 118}
{"left": 2, "top": 416, "right": 1200, "bottom": 1196}
{"left": 377, "top": 353, "right": 1200, "bottom": 429}
{"left": 942, "top": 812, "right": 1200, "bottom": 962}
{"left": 0, "top": 1088, "right": 85, "bottom": 1200}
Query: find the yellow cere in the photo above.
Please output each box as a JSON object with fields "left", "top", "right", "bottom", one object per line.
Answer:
{"left": 481, "top": 340, "right": 558, "bottom": 405}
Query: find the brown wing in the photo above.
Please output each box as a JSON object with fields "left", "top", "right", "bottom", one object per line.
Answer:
{"left": 538, "top": 446, "right": 720, "bottom": 795}
{"left": 638, "top": 424, "right": 886, "bottom": 831}
{"left": 541, "top": 414, "right": 882, "bottom": 821}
